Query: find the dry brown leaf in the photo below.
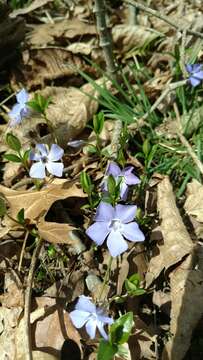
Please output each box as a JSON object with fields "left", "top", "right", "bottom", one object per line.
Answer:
{"left": 10, "top": 83, "right": 99, "bottom": 147}
{"left": 0, "top": 306, "right": 23, "bottom": 359}
{"left": 0, "top": 180, "right": 84, "bottom": 223}
{"left": 38, "top": 220, "right": 85, "bottom": 253}
{"left": 162, "top": 254, "right": 203, "bottom": 360}
{"left": 112, "top": 25, "right": 162, "bottom": 55}
{"left": 145, "top": 176, "right": 194, "bottom": 287}
{"left": 27, "top": 19, "right": 96, "bottom": 47}
{"left": 10, "top": 0, "right": 53, "bottom": 18}
{"left": 13, "top": 48, "right": 89, "bottom": 88}
{"left": 34, "top": 297, "right": 82, "bottom": 358}
{"left": 184, "top": 179, "right": 203, "bottom": 222}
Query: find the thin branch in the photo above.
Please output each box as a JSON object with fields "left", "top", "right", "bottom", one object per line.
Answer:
{"left": 94, "top": 0, "right": 117, "bottom": 78}
{"left": 24, "top": 237, "right": 43, "bottom": 360}
{"left": 174, "top": 103, "right": 203, "bottom": 176}
{"left": 124, "top": 0, "right": 203, "bottom": 40}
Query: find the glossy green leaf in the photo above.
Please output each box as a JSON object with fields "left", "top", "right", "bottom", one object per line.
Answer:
{"left": 6, "top": 133, "right": 21, "bottom": 151}
{"left": 0, "top": 197, "right": 7, "bottom": 217}
{"left": 97, "top": 340, "right": 117, "bottom": 360}
{"left": 3, "top": 154, "right": 22, "bottom": 162}
{"left": 110, "top": 312, "right": 134, "bottom": 345}
{"left": 17, "top": 208, "right": 25, "bottom": 224}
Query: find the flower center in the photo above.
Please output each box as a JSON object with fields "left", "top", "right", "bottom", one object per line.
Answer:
{"left": 41, "top": 156, "right": 48, "bottom": 164}
{"left": 109, "top": 219, "right": 122, "bottom": 232}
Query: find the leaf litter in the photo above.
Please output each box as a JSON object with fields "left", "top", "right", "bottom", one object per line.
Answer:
{"left": 1, "top": 0, "right": 203, "bottom": 359}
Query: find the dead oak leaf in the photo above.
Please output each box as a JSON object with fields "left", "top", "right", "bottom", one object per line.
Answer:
{"left": 145, "top": 176, "right": 194, "bottom": 287}
{"left": 0, "top": 180, "right": 85, "bottom": 223}
{"left": 184, "top": 179, "right": 203, "bottom": 222}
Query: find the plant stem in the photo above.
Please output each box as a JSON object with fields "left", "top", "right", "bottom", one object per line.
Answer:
{"left": 94, "top": 0, "right": 117, "bottom": 79}
{"left": 98, "top": 255, "right": 113, "bottom": 301}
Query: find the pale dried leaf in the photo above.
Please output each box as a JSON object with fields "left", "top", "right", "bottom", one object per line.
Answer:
{"left": 112, "top": 25, "right": 162, "bottom": 55}
{"left": 38, "top": 220, "right": 85, "bottom": 252}
{"left": 15, "top": 48, "right": 88, "bottom": 88}
{"left": 146, "top": 176, "right": 194, "bottom": 287}
{"left": 162, "top": 254, "right": 203, "bottom": 360}
{"left": 184, "top": 179, "right": 203, "bottom": 222}
{"left": 0, "top": 180, "right": 84, "bottom": 223}
{"left": 27, "top": 19, "right": 96, "bottom": 47}
{"left": 11, "top": 83, "right": 99, "bottom": 147}
{"left": 0, "top": 306, "right": 22, "bottom": 360}
{"left": 10, "top": 0, "right": 53, "bottom": 18}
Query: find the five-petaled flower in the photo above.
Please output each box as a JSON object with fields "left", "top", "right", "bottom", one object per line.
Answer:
{"left": 70, "top": 295, "right": 113, "bottom": 340}
{"left": 29, "top": 143, "right": 64, "bottom": 179}
{"left": 102, "top": 162, "right": 140, "bottom": 201}
{"left": 86, "top": 202, "right": 145, "bottom": 257}
{"left": 186, "top": 64, "right": 203, "bottom": 87}
{"left": 9, "top": 89, "right": 30, "bottom": 127}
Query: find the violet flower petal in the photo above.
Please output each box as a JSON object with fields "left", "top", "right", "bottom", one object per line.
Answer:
{"left": 121, "top": 222, "right": 145, "bottom": 242}
{"left": 48, "top": 144, "right": 64, "bottom": 161}
{"left": 97, "top": 321, "right": 108, "bottom": 340}
{"left": 189, "top": 77, "right": 201, "bottom": 87}
{"left": 106, "top": 230, "right": 128, "bottom": 257}
{"left": 16, "top": 89, "right": 29, "bottom": 104}
{"left": 120, "top": 182, "right": 129, "bottom": 201}
{"left": 8, "top": 104, "right": 22, "bottom": 126}
{"left": 75, "top": 295, "right": 96, "bottom": 313}
{"left": 85, "top": 318, "right": 97, "bottom": 339}
{"left": 186, "top": 64, "right": 193, "bottom": 73}
{"left": 29, "top": 150, "right": 42, "bottom": 162}
{"left": 46, "top": 161, "right": 64, "bottom": 177}
{"left": 106, "top": 162, "right": 121, "bottom": 177}
{"left": 94, "top": 202, "right": 114, "bottom": 222}
{"left": 123, "top": 168, "right": 140, "bottom": 185}
{"left": 29, "top": 162, "right": 46, "bottom": 179}
{"left": 35, "top": 144, "right": 49, "bottom": 157}
{"left": 115, "top": 204, "right": 137, "bottom": 223}
{"left": 194, "top": 70, "right": 203, "bottom": 79}
{"left": 69, "top": 310, "right": 90, "bottom": 328}
{"left": 86, "top": 222, "right": 110, "bottom": 246}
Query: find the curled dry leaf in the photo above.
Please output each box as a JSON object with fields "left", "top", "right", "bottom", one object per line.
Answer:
{"left": 38, "top": 220, "right": 85, "bottom": 253}
{"left": 11, "top": 82, "right": 99, "bottom": 147}
{"left": 10, "top": 0, "right": 54, "bottom": 18}
{"left": 145, "top": 176, "right": 194, "bottom": 287}
{"left": 13, "top": 48, "right": 90, "bottom": 89}
{"left": 0, "top": 179, "right": 85, "bottom": 226}
{"left": 27, "top": 19, "right": 96, "bottom": 47}
{"left": 112, "top": 25, "right": 163, "bottom": 55}
{"left": 162, "top": 254, "right": 203, "bottom": 360}
{"left": 184, "top": 179, "right": 203, "bottom": 222}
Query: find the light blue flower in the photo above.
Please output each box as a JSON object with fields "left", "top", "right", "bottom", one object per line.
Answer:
{"left": 9, "top": 89, "right": 30, "bottom": 126}
{"left": 86, "top": 202, "right": 145, "bottom": 257}
{"left": 186, "top": 64, "right": 203, "bottom": 87}
{"left": 29, "top": 143, "right": 64, "bottom": 179}
{"left": 102, "top": 162, "right": 140, "bottom": 201}
{"left": 70, "top": 295, "right": 113, "bottom": 340}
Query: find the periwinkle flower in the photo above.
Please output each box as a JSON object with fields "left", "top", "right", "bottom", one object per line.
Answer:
{"left": 86, "top": 202, "right": 145, "bottom": 257}
{"left": 70, "top": 295, "right": 113, "bottom": 340}
{"left": 29, "top": 143, "right": 64, "bottom": 179}
{"left": 9, "top": 89, "right": 30, "bottom": 127}
{"left": 102, "top": 162, "right": 140, "bottom": 200}
{"left": 186, "top": 64, "right": 203, "bottom": 87}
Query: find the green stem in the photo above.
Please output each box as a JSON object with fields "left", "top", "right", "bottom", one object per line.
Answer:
{"left": 98, "top": 256, "right": 113, "bottom": 301}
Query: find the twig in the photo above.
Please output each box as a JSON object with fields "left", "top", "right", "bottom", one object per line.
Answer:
{"left": 128, "top": 80, "right": 187, "bottom": 130}
{"left": 174, "top": 103, "right": 203, "bottom": 176}
{"left": 128, "top": 3, "right": 138, "bottom": 25}
{"left": 94, "top": 0, "right": 117, "bottom": 79}
{"left": 24, "top": 237, "right": 43, "bottom": 360}
{"left": 109, "top": 119, "right": 123, "bottom": 160}
{"left": 124, "top": 0, "right": 203, "bottom": 40}
{"left": 18, "top": 230, "right": 29, "bottom": 272}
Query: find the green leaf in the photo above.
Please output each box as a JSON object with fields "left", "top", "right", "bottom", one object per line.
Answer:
{"left": 93, "top": 112, "right": 104, "bottom": 135}
{"left": 17, "top": 208, "right": 25, "bottom": 224}
{"left": 107, "top": 175, "right": 116, "bottom": 194}
{"left": 97, "top": 340, "right": 117, "bottom": 360}
{"left": 80, "top": 171, "right": 92, "bottom": 194}
{"left": 27, "top": 100, "right": 42, "bottom": 113}
{"left": 3, "top": 154, "right": 22, "bottom": 162}
{"left": 110, "top": 312, "right": 134, "bottom": 345}
{"left": 23, "top": 149, "right": 31, "bottom": 162}
{"left": 142, "top": 139, "right": 151, "bottom": 157}
{"left": 6, "top": 133, "right": 21, "bottom": 151}
{"left": 0, "top": 197, "right": 7, "bottom": 217}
